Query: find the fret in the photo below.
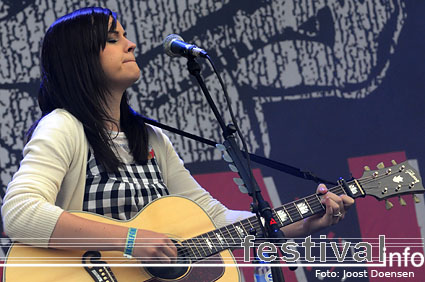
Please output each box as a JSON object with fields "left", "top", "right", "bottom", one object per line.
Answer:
{"left": 229, "top": 224, "right": 242, "bottom": 245}
{"left": 231, "top": 222, "right": 247, "bottom": 248}
{"left": 293, "top": 202, "right": 301, "bottom": 218}
{"left": 245, "top": 218, "right": 262, "bottom": 237}
{"left": 240, "top": 219, "right": 250, "bottom": 237}
{"left": 184, "top": 239, "right": 200, "bottom": 260}
{"left": 352, "top": 179, "right": 365, "bottom": 196}
{"left": 202, "top": 234, "right": 215, "bottom": 257}
{"left": 285, "top": 203, "right": 302, "bottom": 221}
{"left": 243, "top": 217, "right": 257, "bottom": 237}
{"left": 193, "top": 236, "right": 208, "bottom": 259}
{"left": 295, "top": 200, "right": 311, "bottom": 217}
{"left": 305, "top": 196, "right": 320, "bottom": 214}
{"left": 207, "top": 234, "right": 218, "bottom": 257}
{"left": 177, "top": 244, "right": 191, "bottom": 263}
{"left": 194, "top": 237, "right": 207, "bottom": 259}
{"left": 246, "top": 217, "right": 255, "bottom": 231}
{"left": 253, "top": 218, "right": 265, "bottom": 237}
{"left": 273, "top": 209, "right": 283, "bottom": 226}
{"left": 223, "top": 225, "right": 237, "bottom": 245}
{"left": 257, "top": 216, "right": 265, "bottom": 230}
{"left": 282, "top": 205, "right": 293, "bottom": 222}
{"left": 208, "top": 231, "right": 220, "bottom": 253}
{"left": 233, "top": 223, "right": 247, "bottom": 239}
{"left": 214, "top": 229, "right": 227, "bottom": 248}
{"left": 275, "top": 207, "right": 290, "bottom": 227}
{"left": 315, "top": 194, "right": 325, "bottom": 210}
{"left": 212, "top": 231, "right": 224, "bottom": 252}
{"left": 308, "top": 195, "right": 324, "bottom": 213}
{"left": 330, "top": 185, "right": 345, "bottom": 196}
{"left": 212, "top": 232, "right": 221, "bottom": 252}
{"left": 304, "top": 198, "right": 314, "bottom": 214}
{"left": 223, "top": 226, "right": 235, "bottom": 248}
{"left": 290, "top": 202, "right": 303, "bottom": 220}
{"left": 204, "top": 232, "right": 218, "bottom": 254}
{"left": 241, "top": 218, "right": 256, "bottom": 237}
{"left": 245, "top": 215, "right": 264, "bottom": 237}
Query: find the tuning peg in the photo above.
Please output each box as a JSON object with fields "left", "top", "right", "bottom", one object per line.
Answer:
{"left": 399, "top": 196, "right": 407, "bottom": 206}
{"left": 413, "top": 194, "right": 421, "bottom": 203}
{"left": 391, "top": 160, "right": 397, "bottom": 165}
{"left": 364, "top": 166, "right": 370, "bottom": 171}
{"left": 385, "top": 200, "right": 393, "bottom": 210}
{"left": 377, "top": 162, "right": 385, "bottom": 169}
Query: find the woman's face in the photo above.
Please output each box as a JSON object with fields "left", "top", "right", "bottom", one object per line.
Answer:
{"left": 99, "top": 19, "right": 140, "bottom": 92}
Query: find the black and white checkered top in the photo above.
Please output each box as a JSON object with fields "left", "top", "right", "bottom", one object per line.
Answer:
{"left": 83, "top": 132, "right": 169, "bottom": 220}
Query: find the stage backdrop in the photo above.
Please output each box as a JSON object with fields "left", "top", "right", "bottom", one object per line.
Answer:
{"left": 1, "top": 1, "right": 424, "bottom": 281}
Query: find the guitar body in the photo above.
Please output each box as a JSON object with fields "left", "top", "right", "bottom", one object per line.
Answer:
{"left": 3, "top": 196, "right": 241, "bottom": 282}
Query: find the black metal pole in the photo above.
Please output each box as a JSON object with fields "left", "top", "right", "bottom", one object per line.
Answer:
{"left": 186, "top": 56, "right": 286, "bottom": 282}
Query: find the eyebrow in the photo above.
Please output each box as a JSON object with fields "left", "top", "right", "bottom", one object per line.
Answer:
{"left": 108, "top": 30, "right": 127, "bottom": 37}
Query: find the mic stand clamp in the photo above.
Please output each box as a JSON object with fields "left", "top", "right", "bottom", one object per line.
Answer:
{"left": 186, "top": 55, "right": 287, "bottom": 282}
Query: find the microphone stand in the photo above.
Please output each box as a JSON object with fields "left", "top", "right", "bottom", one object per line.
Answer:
{"left": 185, "top": 55, "right": 286, "bottom": 282}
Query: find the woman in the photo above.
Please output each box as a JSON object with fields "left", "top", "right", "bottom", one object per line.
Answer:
{"left": 2, "top": 7, "right": 353, "bottom": 264}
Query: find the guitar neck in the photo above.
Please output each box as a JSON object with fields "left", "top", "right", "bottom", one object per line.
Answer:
{"left": 179, "top": 179, "right": 365, "bottom": 263}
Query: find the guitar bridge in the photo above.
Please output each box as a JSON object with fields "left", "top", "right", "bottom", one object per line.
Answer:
{"left": 82, "top": 251, "right": 118, "bottom": 282}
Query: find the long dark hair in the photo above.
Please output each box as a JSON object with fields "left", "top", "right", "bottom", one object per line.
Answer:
{"left": 28, "top": 7, "right": 149, "bottom": 172}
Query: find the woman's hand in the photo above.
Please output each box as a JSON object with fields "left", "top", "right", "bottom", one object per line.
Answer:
{"left": 302, "top": 184, "right": 355, "bottom": 234}
{"left": 132, "top": 229, "right": 177, "bottom": 264}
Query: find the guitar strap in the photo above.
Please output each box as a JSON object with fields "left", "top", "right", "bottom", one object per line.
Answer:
{"left": 140, "top": 116, "right": 337, "bottom": 185}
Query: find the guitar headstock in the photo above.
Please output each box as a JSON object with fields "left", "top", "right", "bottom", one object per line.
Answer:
{"left": 358, "top": 160, "right": 424, "bottom": 203}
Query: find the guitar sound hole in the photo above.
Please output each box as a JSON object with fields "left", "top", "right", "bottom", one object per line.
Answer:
{"left": 145, "top": 240, "right": 191, "bottom": 279}
{"left": 146, "top": 264, "right": 189, "bottom": 279}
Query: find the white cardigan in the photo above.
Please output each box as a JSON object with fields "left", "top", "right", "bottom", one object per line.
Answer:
{"left": 2, "top": 109, "right": 252, "bottom": 247}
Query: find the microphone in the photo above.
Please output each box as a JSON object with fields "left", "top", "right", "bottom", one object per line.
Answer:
{"left": 163, "top": 34, "right": 207, "bottom": 58}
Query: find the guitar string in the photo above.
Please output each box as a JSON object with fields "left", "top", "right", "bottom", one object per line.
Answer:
{"left": 160, "top": 170, "right": 419, "bottom": 262}
{"left": 179, "top": 187, "right": 337, "bottom": 258}
{"left": 181, "top": 185, "right": 346, "bottom": 261}
{"left": 180, "top": 194, "right": 331, "bottom": 262}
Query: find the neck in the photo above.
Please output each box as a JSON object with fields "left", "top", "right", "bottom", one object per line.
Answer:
{"left": 104, "top": 89, "right": 124, "bottom": 132}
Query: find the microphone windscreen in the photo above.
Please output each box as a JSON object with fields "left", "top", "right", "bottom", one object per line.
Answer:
{"left": 163, "top": 34, "right": 184, "bottom": 57}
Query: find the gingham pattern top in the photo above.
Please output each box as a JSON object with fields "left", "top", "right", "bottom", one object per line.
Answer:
{"left": 83, "top": 135, "right": 169, "bottom": 220}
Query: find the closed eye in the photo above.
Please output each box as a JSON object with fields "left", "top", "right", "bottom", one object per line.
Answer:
{"left": 107, "top": 31, "right": 128, "bottom": 43}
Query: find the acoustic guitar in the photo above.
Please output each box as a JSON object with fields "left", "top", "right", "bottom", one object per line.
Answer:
{"left": 3, "top": 161, "right": 424, "bottom": 281}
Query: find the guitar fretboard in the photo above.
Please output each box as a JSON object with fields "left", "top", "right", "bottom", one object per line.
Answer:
{"left": 177, "top": 182, "right": 361, "bottom": 263}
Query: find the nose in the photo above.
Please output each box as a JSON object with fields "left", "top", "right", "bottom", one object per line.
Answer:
{"left": 127, "top": 39, "right": 136, "bottom": 53}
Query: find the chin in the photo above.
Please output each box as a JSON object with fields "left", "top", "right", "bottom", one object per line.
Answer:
{"left": 132, "top": 71, "right": 141, "bottom": 83}
{"left": 127, "top": 69, "right": 141, "bottom": 81}
{"left": 126, "top": 73, "right": 141, "bottom": 87}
